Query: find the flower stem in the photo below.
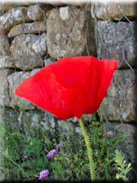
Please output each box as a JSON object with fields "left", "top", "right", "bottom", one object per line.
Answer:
{"left": 79, "top": 117, "right": 95, "bottom": 180}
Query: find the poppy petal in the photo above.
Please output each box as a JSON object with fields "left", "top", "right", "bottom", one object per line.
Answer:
{"left": 37, "top": 57, "right": 93, "bottom": 90}
{"left": 71, "top": 58, "right": 117, "bottom": 118}
{"left": 15, "top": 56, "right": 117, "bottom": 119}
{"left": 15, "top": 72, "right": 75, "bottom": 119}
{"left": 82, "top": 59, "right": 117, "bottom": 115}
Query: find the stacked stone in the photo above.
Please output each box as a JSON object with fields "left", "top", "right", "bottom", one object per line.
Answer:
{"left": 91, "top": 1, "right": 137, "bottom": 170}
{"left": 0, "top": 2, "right": 96, "bottom": 137}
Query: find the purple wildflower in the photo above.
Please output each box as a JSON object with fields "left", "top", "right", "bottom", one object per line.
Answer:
{"left": 39, "top": 170, "right": 49, "bottom": 180}
{"left": 107, "top": 131, "right": 114, "bottom": 137}
{"left": 56, "top": 143, "right": 61, "bottom": 150}
{"left": 47, "top": 149, "right": 57, "bottom": 159}
{"left": 95, "top": 151, "right": 98, "bottom": 156}
{"left": 24, "top": 155, "right": 28, "bottom": 159}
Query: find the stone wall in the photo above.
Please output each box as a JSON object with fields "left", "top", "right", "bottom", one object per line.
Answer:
{"left": 0, "top": 1, "right": 137, "bottom": 173}
{"left": 0, "top": 2, "right": 96, "bottom": 131}
{"left": 92, "top": 1, "right": 137, "bottom": 170}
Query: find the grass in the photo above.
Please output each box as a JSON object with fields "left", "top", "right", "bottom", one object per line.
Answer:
{"left": 0, "top": 106, "right": 133, "bottom": 181}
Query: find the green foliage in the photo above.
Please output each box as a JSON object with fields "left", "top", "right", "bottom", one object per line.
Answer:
{"left": 1, "top": 108, "right": 51, "bottom": 180}
{"left": 49, "top": 133, "right": 90, "bottom": 181}
{"left": 113, "top": 149, "right": 132, "bottom": 181}
{"left": 1, "top": 105, "right": 132, "bottom": 181}
{"left": 89, "top": 121, "right": 123, "bottom": 180}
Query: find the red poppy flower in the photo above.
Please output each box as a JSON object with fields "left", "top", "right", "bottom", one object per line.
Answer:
{"left": 15, "top": 56, "right": 117, "bottom": 119}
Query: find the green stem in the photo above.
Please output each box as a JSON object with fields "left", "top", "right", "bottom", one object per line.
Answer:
{"left": 79, "top": 117, "right": 95, "bottom": 180}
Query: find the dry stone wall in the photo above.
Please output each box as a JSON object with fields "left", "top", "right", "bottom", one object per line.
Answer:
{"left": 0, "top": 1, "right": 137, "bottom": 171}
{"left": 0, "top": 2, "right": 96, "bottom": 138}
{"left": 92, "top": 1, "right": 137, "bottom": 169}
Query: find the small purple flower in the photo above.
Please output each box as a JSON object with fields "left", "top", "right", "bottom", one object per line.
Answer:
{"left": 56, "top": 143, "right": 61, "bottom": 150}
{"left": 24, "top": 155, "right": 28, "bottom": 159}
{"left": 95, "top": 151, "right": 98, "bottom": 156}
{"left": 107, "top": 131, "right": 114, "bottom": 137}
{"left": 47, "top": 149, "right": 57, "bottom": 159}
{"left": 39, "top": 170, "right": 49, "bottom": 180}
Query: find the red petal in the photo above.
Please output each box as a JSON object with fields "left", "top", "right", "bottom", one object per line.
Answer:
{"left": 40, "top": 57, "right": 94, "bottom": 89}
{"left": 15, "top": 56, "right": 117, "bottom": 119}
{"left": 15, "top": 72, "right": 74, "bottom": 119}
{"left": 82, "top": 59, "right": 117, "bottom": 116}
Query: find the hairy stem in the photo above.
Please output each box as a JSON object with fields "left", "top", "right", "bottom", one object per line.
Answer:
{"left": 79, "top": 117, "right": 95, "bottom": 180}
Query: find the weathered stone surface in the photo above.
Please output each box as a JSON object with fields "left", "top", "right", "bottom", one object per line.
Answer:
{"left": 0, "top": 56, "right": 15, "bottom": 69}
{"left": 2, "top": 2, "right": 36, "bottom": 12}
{"left": 31, "top": 33, "right": 47, "bottom": 55}
{"left": 17, "top": 109, "right": 47, "bottom": 128}
{"left": 10, "top": 33, "right": 47, "bottom": 70}
{"left": 27, "top": 5, "right": 44, "bottom": 20}
{"left": 7, "top": 71, "right": 35, "bottom": 109}
{"left": 44, "top": 57, "right": 55, "bottom": 66}
{"left": 0, "top": 107, "right": 18, "bottom": 124}
{"left": 0, "top": 98, "right": 55, "bottom": 130}
{"left": 106, "top": 69, "right": 137, "bottom": 122}
{"left": 0, "top": 34, "right": 10, "bottom": 56}
{"left": 48, "top": 1, "right": 84, "bottom": 6}
{"left": 67, "top": 113, "right": 97, "bottom": 124}
{"left": 0, "top": 3, "right": 4, "bottom": 16}
{"left": 0, "top": 7, "right": 28, "bottom": 31}
{"left": 57, "top": 119, "right": 75, "bottom": 134}
{"left": 92, "top": 1, "right": 137, "bottom": 20}
{"left": 97, "top": 21, "right": 137, "bottom": 68}
{"left": 47, "top": 6, "right": 96, "bottom": 59}
{"left": 30, "top": 68, "right": 41, "bottom": 76}
{"left": 8, "top": 20, "right": 47, "bottom": 37}
{"left": 40, "top": 111, "right": 57, "bottom": 131}
{"left": 0, "top": 69, "right": 12, "bottom": 106}
{"left": 0, "top": 5, "right": 52, "bottom": 31}
{"left": 27, "top": 4, "right": 53, "bottom": 20}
